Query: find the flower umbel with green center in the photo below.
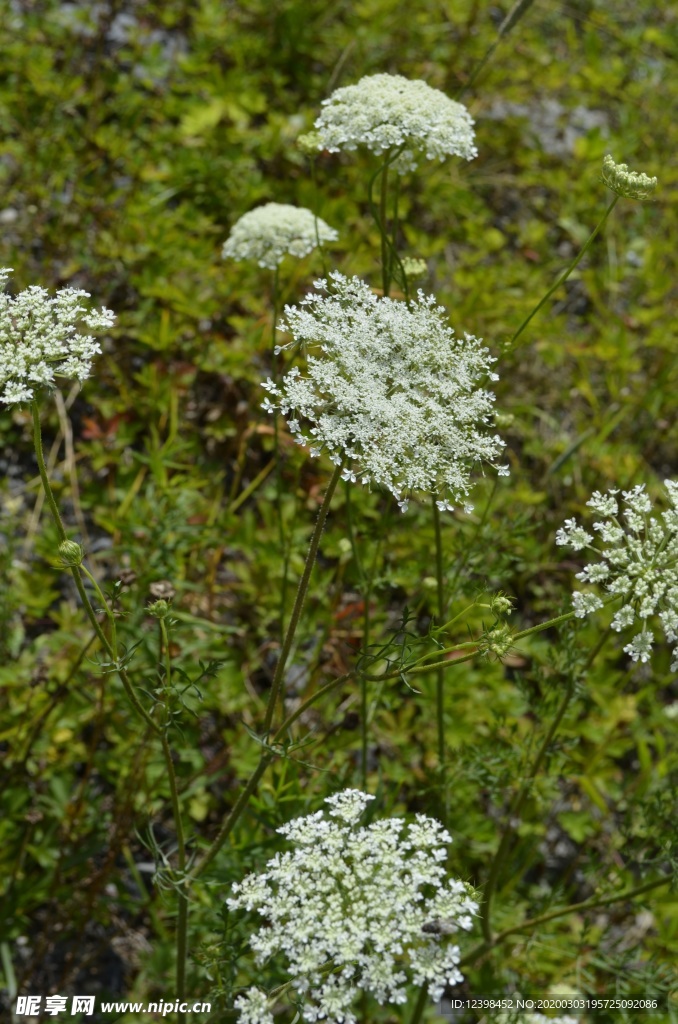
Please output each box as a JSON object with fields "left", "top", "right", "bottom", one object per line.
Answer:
{"left": 556, "top": 482, "right": 678, "bottom": 667}
{"left": 262, "top": 272, "right": 508, "bottom": 512}
{"left": 228, "top": 790, "right": 478, "bottom": 1023}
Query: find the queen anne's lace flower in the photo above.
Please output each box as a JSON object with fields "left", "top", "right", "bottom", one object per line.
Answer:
{"left": 601, "top": 154, "right": 657, "bottom": 201}
{"left": 556, "top": 482, "right": 678, "bottom": 668}
{"left": 314, "top": 73, "right": 477, "bottom": 173}
{"left": 228, "top": 789, "right": 478, "bottom": 1024}
{"left": 0, "top": 268, "right": 115, "bottom": 406}
{"left": 263, "top": 272, "right": 507, "bottom": 511}
{"left": 234, "top": 989, "right": 274, "bottom": 1024}
{"left": 222, "top": 204, "right": 338, "bottom": 270}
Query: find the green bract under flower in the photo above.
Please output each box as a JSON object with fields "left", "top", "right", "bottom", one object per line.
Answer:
{"left": 314, "top": 73, "right": 477, "bottom": 173}
{"left": 221, "top": 203, "right": 338, "bottom": 270}
{"left": 228, "top": 790, "right": 478, "bottom": 1024}
{"left": 262, "top": 272, "right": 507, "bottom": 512}
{"left": 556, "top": 482, "right": 678, "bottom": 668}
{"left": 0, "top": 268, "right": 115, "bottom": 406}
{"left": 601, "top": 154, "right": 657, "bottom": 201}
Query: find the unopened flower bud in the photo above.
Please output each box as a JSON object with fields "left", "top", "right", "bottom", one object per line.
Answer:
{"left": 148, "top": 599, "right": 171, "bottom": 619}
{"left": 601, "top": 154, "right": 657, "bottom": 201}
{"left": 58, "top": 539, "right": 84, "bottom": 567}
{"left": 297, "top": 130, "right": 322, "bottom": 155}
{"left": 482, "top": 624, "right": 513, "bottom": 659}
{"left": 401, "top": 257, "right": 428, "bottom": 281}
{"left": 491, "top": 594, "right": 514, "bottom": 615}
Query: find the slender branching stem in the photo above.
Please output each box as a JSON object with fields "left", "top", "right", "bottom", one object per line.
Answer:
{"left": 31, "top": 400, "right": 160, "bottom": 735}
{"left": 457, "top": 0, "right": 537, "bottom": 99}
{"left": 263, "top": 461, "right": 344, "bottom": 733}
{"left": 480, "top": 627, "right": 611, "bottom": 942}
{"left": 80, "top": 564, "right": 117, "bottom": 651}
{"left": 432, "top": 497, "right": 446, "bottom": 773}
{"left": 34, "top": 399, "right": 189, "bottom": 1003}
{"left": 380, "top": 157, "right": 390, "bottom": 296}
{"left": 463, "top": 875, "right": 670, "bottom": 967}
{"left": 510, "top": 195, "right": 620, "bottom": 349}
{"left": 190, "top": 753, "right": 274, "bottom": 880}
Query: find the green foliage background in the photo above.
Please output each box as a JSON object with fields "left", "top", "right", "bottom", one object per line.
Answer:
{"left": 0, "top": 1, "right": 676, "bottom": 1021}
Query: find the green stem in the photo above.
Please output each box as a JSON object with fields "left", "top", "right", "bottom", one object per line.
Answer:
{"left": 457, "top": 0, "right": 537, "bottom": 99}
{"left": 271, "top": 266, "right": 290, "bottom": 652}
{"left": 462, "top": 875, "right": 669, "bottom": 967}
{"left": 263, "top": 462, "right": 343, "bottom": 734}
{"left": 510, "top": 195, "right": 620, "bottom": 349}
{"left": 190, "top": 753, "right": 274, "bottom": 880}
{"left": 161, "top": 731, "right": 187, "bottom": 1013}
{"left": 480, "top": 627, "right": 610, "bottom": 943}
{"left": 346, "top": 482, "right": 372, "bottom": 789}
{"left": 228, "top": 458, "right": 275, "bottom": 514}
{"left": 33, "top": 399, "right": 188, "bottom": 1002}
{"left": 80, "top": 563, "right": 117, "bottom": 651}
{"left": 380, "top": 158, "right": 390, "bottom": 296}
{"left": 31, "top": 401, "right": 160, "bottom": 736}
{"left": 408, "top": 984, "right": 429, "bottom": 1024}
{"left": 432, "top": 498, "right": 446, "bottom": 773}
{"left": 448, "top": 479, "right": 498, "bottom": 595}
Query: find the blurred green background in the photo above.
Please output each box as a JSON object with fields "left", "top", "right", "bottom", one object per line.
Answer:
{"left": 0, "top": 1, "right": 676, "bottom": 1021}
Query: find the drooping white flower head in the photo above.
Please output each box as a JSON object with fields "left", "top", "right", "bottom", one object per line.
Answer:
{"left": 221, "top": 203, "right": 338, "bottom": 270}
{"left": 228, "top": 789, "right": 478, "bottom": 1024}
{"left": 314, "top": 73, "right": 477, "bottom": 173}
{"left": 556, "top": 482, "right": 678, "bottom": 668}
{"left": 0, "top": 268, "right": 115, "bottom": 406}
{"left": 262, "top": 272, "right": 507, "bottom": 512}
{"left": 601, "top": 154, "right": 657, "bottom": 201}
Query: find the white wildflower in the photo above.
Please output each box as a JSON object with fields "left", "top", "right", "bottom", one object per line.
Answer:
{"left": 314, "top": 73, "right": 477, "bottom": 173}
{"left": 555, "top": 518, "right": 593, "bottom": 552}
{"left": 234, "top": 988, "right": 274, "bottom": 1024}
{"left": 265, "top": 272, "right": 506, "bottom": 510}
{"left": 228, "top": 790, "right": 477, "bottom": 1023}
{"left": 623, "top": 630, "right": 654, "bottom": 663}
{"left": 558, "top": 482, "right": 678, "bottom": 666}
{"left": 601, "top": 154, "right": 657, "bottom": 201}
{"left": 0, "top": 268, "right": 115, "bottom": 406}
{"left": 222, "top": 203, "right": 338, "bottom": 270}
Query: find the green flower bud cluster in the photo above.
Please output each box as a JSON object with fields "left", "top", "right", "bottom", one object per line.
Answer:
{"left": 601, "top": 154, "right": 657, "bottom": 201}
{"left": 481, "top": 624, "right": 514, "bottom": 659}
{"left": 401, "top": 257, "right": 428, "bottom": 281}
{"left": 148, "top": 599, "right": 171, "bottom": 619}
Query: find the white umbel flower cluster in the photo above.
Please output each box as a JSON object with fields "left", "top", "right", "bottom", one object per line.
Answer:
{"left": 314, "top": 73, "right": 477, "bottom": 173}
{"left": 0, "top": 268, "right": 115, "bottom": 406}
{"left": 222, "top": 204, "right": 338, "bottom": 270}
{"left": 262, "top": 273, "right": 507, "bottom": 512}
{"left": 228, "top": 789, "right": 478, "bottom": 1024}
{"left": 601, "top": 154, "right": 657, "bottom": 201}
{"left": 556, "top": 482, "right": 678, "bottom": 668}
